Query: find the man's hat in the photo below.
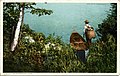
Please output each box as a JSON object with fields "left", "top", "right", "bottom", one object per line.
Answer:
{"left": 84, "top": 20, "right": 89, "bottom": 23}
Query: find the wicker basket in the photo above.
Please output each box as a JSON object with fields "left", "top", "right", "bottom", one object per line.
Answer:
{"left": 86, "top": 30, "right": 96, "bottom": 39}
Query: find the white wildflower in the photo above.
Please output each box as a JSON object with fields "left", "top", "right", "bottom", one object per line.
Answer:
{"left": 29, "top": 37, "right": 35, "bottom": 43}
{"left": 45, "top": 43, "right": 50, "bottom": 50}
{"left": 58, "top": 46, "right": 62, "bottom": 50}
{"left": 51, "top": 43, "right": 55, "bottom": 47}
{"left": 24, "top": 36, "right": 35, "bottom": 43}
{"left": 24, "top": 36, "right": 29, "bottom": 39}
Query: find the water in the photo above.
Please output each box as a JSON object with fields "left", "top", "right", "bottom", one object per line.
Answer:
{"left": 24, "top": 3, "right": 111, "bottom": 43}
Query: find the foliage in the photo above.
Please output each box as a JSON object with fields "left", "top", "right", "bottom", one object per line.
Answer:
{"left": 42, "top": 35, "right": 86, "bottom": 72}
{"left": 3, "top": 3, "right": 117, "bottom": 73}
{"left": 86, "top": 34, "right": 116, "bottom": 72}
{"left": 3, "top": 24, "right": 117, "bottom": 72}
{"left": 96, "top": 3, "right": 117, "bottom": 41}
{"left": 3, "top": 2, "right": 52, "bottom": 72}
{"left": 4, "top": 24, "right": 85, "bottom": 72}
{"left": 3, "top": 3, "right": 53, "bottom": 49}
{"left": 4, "top": 24, "right": 44, "bottom": 72}
{"left": 91, "top": 3, "right": 117, "bottom": 72}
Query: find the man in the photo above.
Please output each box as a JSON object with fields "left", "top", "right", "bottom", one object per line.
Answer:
{"left": 84, "top": 20, "right": 93, "bottom": 45}
{"left": 84, "top": 20, "right": 92, "bottom": 32}
{"left": 83, "top": 20, "right": 93, "bottom": 62}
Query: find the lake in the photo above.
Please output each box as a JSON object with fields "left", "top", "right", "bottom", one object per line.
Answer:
{"left": 24, "top": 3, "right": 111, "bottom": 43}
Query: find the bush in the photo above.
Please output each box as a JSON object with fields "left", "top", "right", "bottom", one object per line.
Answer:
{"left": 3, "top": 24, "right": 116, "bottom": 72}
{"left": 42, "top": 36, "right": 85, "bottom": 72}
{"left": 86, "top": 34, "right": 116, "bottom": 72}
{"left": 3, "top": 24, "right": 45, "bottom": 72}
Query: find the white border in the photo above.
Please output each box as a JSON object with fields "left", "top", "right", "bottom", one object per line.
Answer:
{"left": 0, "top": 0, "right": 120, "bottom": 76}
{"left": 1, "top": 0, "right": 119, "bottom": 3}
{"left": 117, "top": 1, "right": 120, "bottom": 75}
{"left": 0, "top": 0, "right": 3, "bottom": 76}
{"left": 1, "top": 73, "right": 119, "bottom": 75}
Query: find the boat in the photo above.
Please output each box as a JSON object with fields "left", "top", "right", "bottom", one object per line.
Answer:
{"left": 70, "top": 32, "right": 88, "bottom": 51}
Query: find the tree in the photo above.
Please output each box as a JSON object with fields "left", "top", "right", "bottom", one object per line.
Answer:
{"left": 11, "top": 3, "right": 25, "bottom": 51}
{"left": 87, "top": 3, "right": 117, "bottom": 72}
{"left": 3, "top": 3, "right": 53, "bottom": 51}
{"left": 3, "top": 3, "right": 53, "bottom": 71}
{"left": 97, "top": 3, "right": 117, "bottom": 42}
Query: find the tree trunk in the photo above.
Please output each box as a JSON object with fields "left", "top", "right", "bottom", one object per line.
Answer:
{"left": 11, "top": 3, "right": 24, "bottom": 51}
